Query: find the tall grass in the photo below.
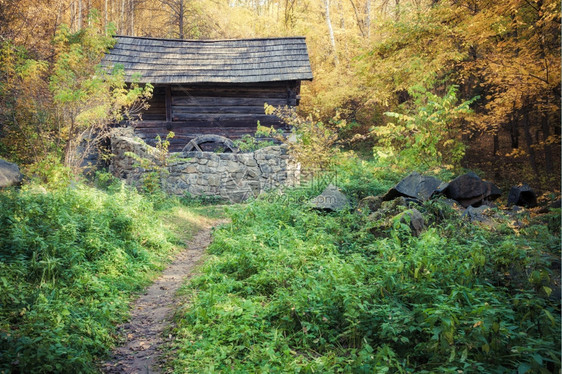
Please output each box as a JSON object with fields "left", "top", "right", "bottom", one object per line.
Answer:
{"left": 0, "top": 181, "right": 186, "bottom": 372}
{"left": 169, "top": 159, "right": 561, "bottom": 373}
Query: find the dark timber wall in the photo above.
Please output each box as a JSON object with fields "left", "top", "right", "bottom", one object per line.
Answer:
{"left": 134, "top": 81, "right": 300, "bottom": 152}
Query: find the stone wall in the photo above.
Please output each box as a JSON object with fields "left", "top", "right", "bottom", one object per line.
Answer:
{"left": 110, "top": 128, "right": 300, "bottom": 202}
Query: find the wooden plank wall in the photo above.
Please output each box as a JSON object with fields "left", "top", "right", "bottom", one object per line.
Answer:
{"left": 134, "top": 81, "right": 300, "bottom": 152}
{"left": 139, "top": 86, "right": 166, "bottom": 121}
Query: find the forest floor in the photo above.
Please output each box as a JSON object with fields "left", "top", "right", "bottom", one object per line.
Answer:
{"left": 100, "top": 216, "right": 228, "bottom": 374}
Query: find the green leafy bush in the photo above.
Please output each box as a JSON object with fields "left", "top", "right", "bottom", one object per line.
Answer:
{"left": 169, "top": 166, "right": 560, "bottom": 373}
{"left": 233, "top": 122, "right": 283, "bottom": 152}
{"left": 0, "top": 182, "right": 177, "bottom": 373}
{"left": 372, "top": 85, "right": 478, "bottom": 172}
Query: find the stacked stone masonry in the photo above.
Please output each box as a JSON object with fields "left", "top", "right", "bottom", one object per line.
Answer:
{"left": 110, "top": 129, "right": 300, "bottom": 202}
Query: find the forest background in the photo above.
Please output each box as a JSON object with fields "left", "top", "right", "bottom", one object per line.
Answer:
{"left": 0, "top": 0, "right": 560, "bottom": 190}
{"left": 0, "top": 1, "right": 560, "bottom": 372}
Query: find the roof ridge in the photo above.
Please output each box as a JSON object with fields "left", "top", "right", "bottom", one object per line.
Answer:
{"left": 113, "top": 35, "right": 307, "bottom": 43}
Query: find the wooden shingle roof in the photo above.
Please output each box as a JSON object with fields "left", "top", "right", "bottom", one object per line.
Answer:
{"left": 102, "top": 36, "right": 314, "bottom": 84}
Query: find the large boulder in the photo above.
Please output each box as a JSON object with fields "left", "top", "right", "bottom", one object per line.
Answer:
{"left": 310, "top": 184, "right": 350, "bottom": 212}
{"left": 0, "top": 159, "right": 23, "bottom": 188}
{"left": 383, "top": 172, "right": 444, "bottom": 202}
{"left": 443, "top": 172, "right": 501, "bottom": 208}
{"left": 507, "top": 184, "right": 537, "bottom": 208}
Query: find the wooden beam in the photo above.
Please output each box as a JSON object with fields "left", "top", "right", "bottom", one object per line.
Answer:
{"left": 172, "top": 106, "right": 266, "bottom": 114}
{"left": 172, "top": 97, "right": 293, "bottom": 107}
{"left": 171, "top": 113, "right": 278, "bottom": 122}
{"left": 165, "top": 86, "right": 172, "bottom": 123}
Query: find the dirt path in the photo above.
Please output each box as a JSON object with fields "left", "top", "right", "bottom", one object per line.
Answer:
{"left": 101, "top": 220, "right": 225, "bottom": 374}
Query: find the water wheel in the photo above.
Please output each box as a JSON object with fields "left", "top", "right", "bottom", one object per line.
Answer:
{"left": 182, "top": 135, "right": 238, "bottom": 153}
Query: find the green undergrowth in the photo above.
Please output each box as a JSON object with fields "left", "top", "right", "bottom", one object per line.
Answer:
{"left": 0, "top": 179, "right": 218, "bottom": 373}
{"left": 169, "top": 160, "right": 561, "bottom": 373}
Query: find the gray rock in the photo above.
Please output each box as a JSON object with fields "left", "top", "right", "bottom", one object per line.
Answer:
{"left": 310, "top": 184, "right": 350, "bottom": 212}
{"left": 462, "top": 205, "right": 492, "bottom": 222}
{"left": 357, "top": 196, "right": 383, "bottom": 214}
{"left": 507, "top": 184, "right": 537, "bottom": 207}
{"left": 383, "top": 172, "right": 443, "bottom": 202}
{"left": 440, "top": 198, "right": 462, "bottom": 209}
{"left": 219, "top": 153, "right": 236, "bottom": 161}
{"left": 0, "top": 159, "right": 23, "bottom": 188}
{"left": 398, "top": 208, "right": 425, "bottom": 237}
{"left": 444, "top": 172, "right": 501, "bottom": 207}
{"left": 184, "top": 165, "right": 198, "bottom": 173}
{"left": 511, "top": 206, "right": 524, "bottom": 213}
{"left": 183, "top": 151, "right": 205, "bottom": 158}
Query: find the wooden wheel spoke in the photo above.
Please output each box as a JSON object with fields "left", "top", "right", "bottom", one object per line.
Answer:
{"left": 182, "top": 135, "right": 239, "bottom": 153}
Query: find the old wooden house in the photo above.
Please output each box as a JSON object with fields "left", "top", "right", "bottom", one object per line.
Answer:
{"left": 102, "top": 35, "right": 313, "bottom": 152}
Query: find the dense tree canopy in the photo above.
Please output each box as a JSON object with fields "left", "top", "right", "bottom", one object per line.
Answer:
{"left": 0, "top": 0, "right": 560, "bottom": 186}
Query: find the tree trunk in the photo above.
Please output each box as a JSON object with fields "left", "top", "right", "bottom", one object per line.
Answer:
{"left": 493, "top": 133, "right": 499, "bottom": 156}
{"left": 63, "top": 118, "right": 76, "bottom": 169}
{"left": 365, "top": 0, "right": 371, "bottom": 38}
{"left": 522, "top": 107, "right": 539, "bottom": 179}
{"left": 55, "top": 0, "right": 64, "bottom": 36}
{"left": 109, "top": 0, "right": 113, "bottom": 29}
{"left": 510, "top": 114, "right": 519, "bottom": 149}
{"left": 323, "top": 0, "right": 338, "bottom": 66}
{"left": 541, "top": 114, "right": 553, "bottom": 175}
{"left": 394, "top": 0, "right": 400, "bottom": 21}
{"left": 337, "top": 0, "right": 345, "bottom": 29}
{"left": 121, "top": 0, "right": 125, "bottom": 34}
{"left": 104, "top": 0, "right": 108, "bottom": 30}
{"left": 77, "top": 0, "right": 83, "bottom": 30}
{"left": 179, "top": 0, "right": 184, "bottom": 39}
{"left": 130, "top": 0, "right": 134, "bottom": 36}
{"left": 348, "top": 0, "right": 366, "bottom": 37}
{"left": 70, "top": 1, "right": 75, "bottom": 31}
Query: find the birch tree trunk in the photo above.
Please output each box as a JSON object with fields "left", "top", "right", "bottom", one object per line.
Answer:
{"left": 70, "top": 1, "right": 75, "bottom": 31}
{"left": 77, "top": 0, "right": 82, "bottom": 30}
{"left": 323, "top": 0, "right": 338, "bottom": 66}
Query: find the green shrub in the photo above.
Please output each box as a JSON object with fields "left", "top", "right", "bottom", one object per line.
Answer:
{"left": 372, "top": 85, "right": 478, "bottom": 172}
{"left": 0, "top": 182, "right": 176, "bottom": 373}
{"left": 233, "top": 123, "right": 283, "bottom": 152}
